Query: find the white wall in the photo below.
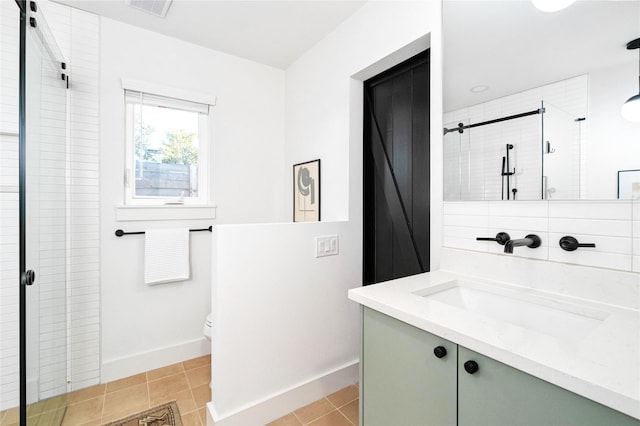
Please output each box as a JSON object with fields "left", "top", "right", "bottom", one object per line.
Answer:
{"left": 285, "top": 0, "right": 439, "bottom": 222}
{"left": 99, "top": 18, "right": 287, "bottom": 381}
{"left": 210, "top": 222, "right": 361, "bottom": 424}
{"left": 209, "top": 1, "right": 443, "bottom": 424}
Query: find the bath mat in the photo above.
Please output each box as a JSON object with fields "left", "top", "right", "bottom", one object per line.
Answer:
{"left": 102, "top": 401, "right": 182, "bottom": 426}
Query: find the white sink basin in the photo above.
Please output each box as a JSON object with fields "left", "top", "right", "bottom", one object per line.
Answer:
{"left": 416, "top": 280, "right": 609, "bottom": 341}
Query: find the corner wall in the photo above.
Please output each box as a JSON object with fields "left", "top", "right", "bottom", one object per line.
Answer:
{"left": 99, "top": 18, "right": 287, "bottom": 381}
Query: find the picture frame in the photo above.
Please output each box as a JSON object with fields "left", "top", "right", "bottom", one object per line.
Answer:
{"left": 293, "top": 159, "right": 320, "bottom": 222}
{"left": 617, "top": 169, "right": 640, "bottom": 199}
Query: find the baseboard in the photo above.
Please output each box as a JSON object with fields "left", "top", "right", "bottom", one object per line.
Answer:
{"left": 101, "top": 337, "right": 211, "bottom": 383}
{"left": 207, "top": 360, "right": 359, "bottom": 426}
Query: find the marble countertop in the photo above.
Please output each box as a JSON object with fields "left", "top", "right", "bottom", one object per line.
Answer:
{"left": 348, "top": 270, "right": 640, "bottom": 420}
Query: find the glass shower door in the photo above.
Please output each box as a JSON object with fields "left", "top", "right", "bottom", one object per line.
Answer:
{"left": 22, "top": 2, "right": 69, "bottom": 423}
{"left": 541, "top": 102, "right": 582, "bottom": 199}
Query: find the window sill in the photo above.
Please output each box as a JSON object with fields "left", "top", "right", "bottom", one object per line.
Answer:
{"left": 115, "top": 205, "right": 217, "bottom": 221}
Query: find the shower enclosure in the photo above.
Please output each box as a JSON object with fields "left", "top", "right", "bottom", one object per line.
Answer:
{"left": 1, "top": 1, "right": 74, "bottom": 423}
{"left": 443, "top": 101, "right": 583, "bottom": 201}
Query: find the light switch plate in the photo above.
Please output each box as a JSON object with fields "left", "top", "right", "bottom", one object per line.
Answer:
{"left": 315, "top": 235, "right": 339, "bottom": 257}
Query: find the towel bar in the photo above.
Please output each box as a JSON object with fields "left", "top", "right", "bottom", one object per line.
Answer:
{"left": 115, "top": 226, "right": 212, "bottom": 237}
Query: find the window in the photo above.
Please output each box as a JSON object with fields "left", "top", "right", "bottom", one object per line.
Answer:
{"left": 124, "top": 88, "right": 211, "bottom": 205}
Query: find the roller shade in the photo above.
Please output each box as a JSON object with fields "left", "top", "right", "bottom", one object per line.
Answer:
{"left": 125, "top": 89, "right": 210, "bottom": 115}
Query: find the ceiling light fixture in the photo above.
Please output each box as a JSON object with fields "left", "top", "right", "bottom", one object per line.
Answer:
{"left": 532, "top": 0, "right": 576, "bottom": 13}
{"left": 621, "top": 38, "right": 640, "bottom": 123}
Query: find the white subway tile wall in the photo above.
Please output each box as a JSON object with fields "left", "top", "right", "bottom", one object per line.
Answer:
{"left": 0, "top": 0, "right": 21, "bottom": 410}
{"left": 45, "top": 1, "right": 101, "bottom": 395}
{"left": 0, "top": 1, "right": 100, "bottom": 411}
{"left": 443, "top": 200, "right": 636, "bottom": 272}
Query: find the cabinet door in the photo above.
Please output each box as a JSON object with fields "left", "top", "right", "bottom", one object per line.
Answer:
{"left": 362, "top": 307, "right": 456, "bottom": 426}
{"left": 458, "top": 346, "right": 640, "bottom": 426}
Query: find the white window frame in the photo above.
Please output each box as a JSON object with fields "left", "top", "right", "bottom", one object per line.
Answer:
{"left": 121, "top": 78, "right": 216, "bottom": 207}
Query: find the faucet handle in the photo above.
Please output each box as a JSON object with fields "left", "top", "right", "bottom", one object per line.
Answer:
{"left": 559, "top": 236, "right": 596, "bottom": 252}
{"left": 476, "top": 232, "right": 510, "bottom": 245}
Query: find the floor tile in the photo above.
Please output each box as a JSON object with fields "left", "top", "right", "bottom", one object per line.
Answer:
{"left": 102, "top": 382, "right": 149, "bottom": 421}
{"left": 148, "top": 373, "right": 190, "bottom": 405}
{"left": 147, "top": 362, "right": 185, "bottom": 382}
{"left": 266, "top": 412, "right": 303, "bottom": 426}
{"left": 65, "top": 384, "right": 106, "bottom": 405}
{"left": 181, "top": 410, "right": 203, "bottom": 426}
{"left": 183, "top": 355, "right": 211, "bottom": 371}
{"left": 31, "top": 407, "right": 65, "bottom": 425}
{"left": 191, "top": 384, "right": 212, "bottom": 409}
{"left": 61, "top": 396, "right": 103, "bottom": 426}
{"left": 326, "top": 385, "right": 358, "bottom": 408}
{"left": 293, "top": 398, "right": 334, "bottom": 424}
{"left": 307, "top": 410, "right": 352, "bottom": 426}
{"left": 151, "top": 389, "right": 196, "bottom": 416}
{"left": 339, "top": 399, "right": 358, "bottom": 425}
{"left": 185, "top": 364, "right": 211, "bottom": 389}
{"left": 1, "top": 407, "right": 19, "bottom": 425}
{"left": 197, "top": 407, "right": 208, "bottom": 425}
{"left": 105, "top": 372, "right": 146, "bottom": 394}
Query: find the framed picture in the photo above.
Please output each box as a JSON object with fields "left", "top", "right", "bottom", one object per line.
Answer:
{"left": 293, "top": 159, "right": 320, "bottom": 222}
{"left": 617, "top": 169, "right": 640, "bottom": 199}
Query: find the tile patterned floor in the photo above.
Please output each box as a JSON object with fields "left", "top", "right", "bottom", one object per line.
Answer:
{"left": 267, "top": 384, "right": 359, "bottom": 426}
{"left": 0, "top": 356, "right": 359, "bottom": 426}
{"left": 0, "top": 355, "right": 211, "bottom": 426}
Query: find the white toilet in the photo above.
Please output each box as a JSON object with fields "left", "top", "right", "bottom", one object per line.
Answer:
{"left": 202, "top": 313, "right": 212, "bottom": 341}
{"left": 203, "top": 313, "right": 213, "bottom": 388}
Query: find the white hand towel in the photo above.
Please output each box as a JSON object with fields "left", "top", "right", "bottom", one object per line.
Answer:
{"left": 144, "top": 228, "right": 190, "bottom": 285}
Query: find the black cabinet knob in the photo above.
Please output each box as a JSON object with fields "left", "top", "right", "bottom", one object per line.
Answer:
{"left": 433, "top": 346, "right": 447, "bottom": 358}
{"left": 464, "top": 360, "right": 479, "bottom": 374}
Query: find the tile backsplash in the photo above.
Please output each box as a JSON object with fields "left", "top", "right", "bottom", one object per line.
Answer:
{"left": 444, "top": 200, "right": 638, "bottom": 273}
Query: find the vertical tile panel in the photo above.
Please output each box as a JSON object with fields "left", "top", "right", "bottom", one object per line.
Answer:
{"left": 67, "top": 7, "right": 101, "bottom": 391}
{"left": 0, "top": 0, "right": 20, "bottom": 411}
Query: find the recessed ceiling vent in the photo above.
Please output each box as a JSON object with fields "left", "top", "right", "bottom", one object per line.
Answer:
{"left": 126, "top": 0, "right": 173, "bottom": 18}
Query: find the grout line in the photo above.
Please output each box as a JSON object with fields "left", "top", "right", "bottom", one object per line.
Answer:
{"left": 146, "top": 371, "right": 151, "bottom": 410}
{"left": 98, "top": 383, "right": 107, "bottom": 424}
{"left": 291, "top": 410, "right": 304, "bottom": 425}
{"left": 337, "top": 407, "right": 355, "bottom": 426}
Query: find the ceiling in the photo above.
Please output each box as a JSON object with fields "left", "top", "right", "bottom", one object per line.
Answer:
{"left": 443, "top": 0, "right": 640, "bottom": 112}
{"left": 52, "top": 0, "right": 367, "bottom": 69}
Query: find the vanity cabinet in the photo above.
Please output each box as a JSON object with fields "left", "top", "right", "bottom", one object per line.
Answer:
{"left": 362, "top": 307, "right": 640, "bottom": 426}
{"left": 362, "top": 307, "right": 456, "bottom": 425}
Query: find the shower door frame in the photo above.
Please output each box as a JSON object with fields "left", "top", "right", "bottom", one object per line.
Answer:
{"left": 17, "top": 1, "right": 29, "bottom": 424}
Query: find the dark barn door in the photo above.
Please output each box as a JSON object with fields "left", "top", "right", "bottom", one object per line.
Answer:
{"left": 363, "top": 50, "right": 430, "bottom": 285}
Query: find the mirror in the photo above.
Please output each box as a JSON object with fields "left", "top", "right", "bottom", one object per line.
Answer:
{"left": 443, "top": 0, "right": 640, "bottom": 200}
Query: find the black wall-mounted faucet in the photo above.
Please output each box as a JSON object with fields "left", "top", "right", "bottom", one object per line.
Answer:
{"left": 504, "top": 234, "right": 541, "bottom": 253}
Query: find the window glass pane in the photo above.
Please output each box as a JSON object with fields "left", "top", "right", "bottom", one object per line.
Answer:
{"left": 133, "top": 104, "right": 200, "bottom": 198}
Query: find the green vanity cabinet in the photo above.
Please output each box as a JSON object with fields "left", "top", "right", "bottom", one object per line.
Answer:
{"left": 457, "top": 346, "right": 640, "bottom": 426}
{"left": 362, "top": 307, "right": 640, "bottom": 426}
{"left": 362, "top": 307, "right": 457, "bottom": 426}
